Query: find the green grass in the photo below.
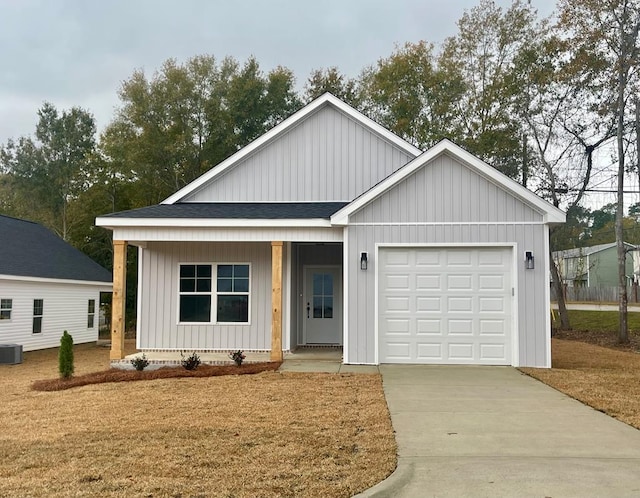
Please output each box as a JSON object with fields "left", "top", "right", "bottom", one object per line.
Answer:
{"left": 554, "top": 310, "right": 640, "bottom": 331}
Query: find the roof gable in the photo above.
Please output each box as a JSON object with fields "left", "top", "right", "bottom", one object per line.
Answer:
{"left": 0, "top": 215, "right": 112, "bottom": 283}
{"left": 162, "top": 93, "right": 422, "bottom": 204}
{"left": 332, "top": 139, "right": 566, "bottom": 225}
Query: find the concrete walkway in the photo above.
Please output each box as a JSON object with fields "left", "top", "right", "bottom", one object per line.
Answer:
{"left": 356, "top": 365, "right": 640, "bottom": 498}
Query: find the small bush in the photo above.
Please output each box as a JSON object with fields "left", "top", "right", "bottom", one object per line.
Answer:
{"left": 130, "top": 353, "right": 150, "bottom": 371}
{"left": 229, "top": 350, "right": 246, "bottom": 366}
{"left": 58, "top": 331, "right": 74, "bottom": 379}
{"left": 181, "top": 351, "right": 201, "bottom": 370}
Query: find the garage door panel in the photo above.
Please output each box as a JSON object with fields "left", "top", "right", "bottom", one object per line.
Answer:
{"left": 385, "top": 319, "right": 410, "bottom": 334}
{"left": 417, "top": 296, "right": 441, "bottom": 312}
{"left": 447, "top": 296, "right": 473, "bottom": 312}
{"left": 479, "top": 297, "right": 505, "bottom": 312}
{"left": 479, "top": 274, "right": 505, "bottom": 289}
{"left": 448, "top": 343, "right": 474, "bottom": 360}
{"left": 448, "top": 319, "right": 473, "bottom": 335}
{"left": 479, "top": 319, "right": 506, "bottom": 335}
{"left": 379, "top": 247, "right": 512, "bottom": 365}
{"left": 385, "top": 296, "right": 411, "bottom": 311}
{"left": 385, "top": 342, "right": 411, "bottom": 360}
{"left": 416, "top": 274, "right": 440, "bottom": 289}
{"left": 416, "top": 343, "right": 443, "bottom": 360}
{"left": 417, "top": 319, "right": 442, "bottom": 335}
{"left": 447, "top": 274, "right": 473, "bottom": 290}
{"left": 480, "top": 344, "right": 506, "bottom": 360}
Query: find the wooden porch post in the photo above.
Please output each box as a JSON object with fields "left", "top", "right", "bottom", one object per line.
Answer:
{"left": 110, "top": 240, "right": 128, "bottom": 360}
{"left": 271, "top": 241, "right": 283, "bottom": 362}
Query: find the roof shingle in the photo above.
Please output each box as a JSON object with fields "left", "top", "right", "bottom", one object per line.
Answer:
{"left": 0, "top": 215, "right": 112, "bottom": 283}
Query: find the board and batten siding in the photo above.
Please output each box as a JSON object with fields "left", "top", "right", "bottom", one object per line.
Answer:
{"left": 350, "top": 154, "right": 543, "bottom": 224}
{"left": 346, "top": 225, "right": 547, "bottom": 366}
{"left": 183, "top": 105, "right": 416, "bottom": 203}
{"left": 0, "top": 279, "right": 104, "bottom": 351}
{"left": 138, "top": 242, "right": 276, "bottom": 351}
{"left": 344, "top": 154, "right": 550, "bottom": 367}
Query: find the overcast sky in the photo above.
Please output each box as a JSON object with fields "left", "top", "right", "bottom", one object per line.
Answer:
{"left": 0, "top": 0, "right": 557, "bottom": 145}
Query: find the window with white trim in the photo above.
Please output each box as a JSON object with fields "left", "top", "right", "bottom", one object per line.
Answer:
{"left": 33, "top": 299, "right": 43, "bottom": 334}
{"left": 88, "top": 299, "right": 95, "bottom": 328}
{"left": 179, "top": 264, "right": 250, "bottom": 323}
{"left": 0, "top": 299, "right": 12, "bottom": 320}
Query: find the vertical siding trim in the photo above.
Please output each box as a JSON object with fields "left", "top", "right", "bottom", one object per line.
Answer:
{"left": 283, "top": 242, "right": 292, "bottom": 351}
{"left": 511, "top": 242, "right": 520, "bottom": 367}
{"left": 543, "top": 227, "right": 552, "bottom": 368}
{"left": 342, "top": 229, "right": 350, "bottom": 362}
{"left": 136, "top": 246, "right": 143, "bottom": 350}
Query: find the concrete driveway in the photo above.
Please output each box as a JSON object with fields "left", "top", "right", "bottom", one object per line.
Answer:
{"left": 357, "top": 365, "right": 640, "bottom": 498}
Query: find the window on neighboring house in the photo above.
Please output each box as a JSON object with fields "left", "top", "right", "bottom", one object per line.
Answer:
{"left": 0, "top": 299, "right": 12, "bottom": 320}
{"left": 88, "top": 299, "right": 95, "bottom": 328}
{"left": 179, "top": 263, "right": 250, "bottom": 323}
{"left": 33, "top": 299, "right": 43, "bottom": 334}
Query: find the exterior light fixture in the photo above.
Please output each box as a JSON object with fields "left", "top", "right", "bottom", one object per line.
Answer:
{"left": 360, "top": 252, "right": 368, "bottom": 270}
{"left": 525, "top": 251, "right": 534, "bottom": 270}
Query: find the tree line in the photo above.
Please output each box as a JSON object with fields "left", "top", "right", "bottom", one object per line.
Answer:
{"left": 1, "top": 0, "right": 639, "bottom": 337}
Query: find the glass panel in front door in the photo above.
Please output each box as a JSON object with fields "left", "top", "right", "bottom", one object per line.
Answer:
{"left": 311, "top": 272, "right": 333, "bottom": 319}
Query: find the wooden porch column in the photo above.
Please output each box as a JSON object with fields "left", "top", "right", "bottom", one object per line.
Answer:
{"left": 110, "top": 240, "right": 127, "bottom": 360}
{"left": 271, "top": 241, "right": 283, "bottom": 362}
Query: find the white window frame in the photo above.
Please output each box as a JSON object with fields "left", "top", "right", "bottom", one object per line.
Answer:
{"left": 33, "top": 299, "right": 43, "bottom": 334}
{"left": 0, "top": 299, "right": 12, "bottom": 320}
{"left": 177, "top": 263, "right": 251, "bottom": 325}
{"left": 88, "top": 299, "right": 96, "bottom": 329}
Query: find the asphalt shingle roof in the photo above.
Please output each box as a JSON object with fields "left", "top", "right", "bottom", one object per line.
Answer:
{"left": 101, "top": 202, "right": 350, "bottom": 219}
{"left": 0, "top": 215, "right": 112, "bottom": 283}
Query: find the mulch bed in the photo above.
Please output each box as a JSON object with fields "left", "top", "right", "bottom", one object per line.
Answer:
{"left": 32, "top": 361, "right": 282, "bottom": 391}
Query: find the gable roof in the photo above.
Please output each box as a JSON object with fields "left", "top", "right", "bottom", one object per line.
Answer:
{"left": 0, "top": 215, "right": 112, "bottom": 283}
{"left": 161, "top": 93, "right": 423, "bottom": 205}
{"left": 554, "top": 242, "right": 636, "bottom": 258}
{"left": 331, "top": 139, "right": 566, "bottom": 225}
{"left": 99, "top": 202, "right": 348, "bottom": 226}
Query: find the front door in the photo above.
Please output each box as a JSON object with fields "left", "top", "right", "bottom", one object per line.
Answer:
{"left": 303, "top": 266, "right": 342, "bottom": 345}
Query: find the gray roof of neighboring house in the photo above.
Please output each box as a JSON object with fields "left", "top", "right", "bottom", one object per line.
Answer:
{"left": 554, "top": 242, "right": 636, "bottom": 259}
{"left": 0, "top": 215, "right": 112, "bottom": 283}
{"left": 100, "top": 202, "right": 350, "bottom": 219}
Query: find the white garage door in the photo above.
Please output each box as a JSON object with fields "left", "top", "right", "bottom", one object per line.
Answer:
{"left": 378, "top": 247, "right": 513, "bottom": 364}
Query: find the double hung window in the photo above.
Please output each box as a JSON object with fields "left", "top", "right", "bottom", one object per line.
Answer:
{"left": 179, "top": 264, "right": 250, "bottom": 324}
{"left": 33, "top": 299, "right": 43, "bottom": 334}
{"left": 0, "top": 299, "right": 11, "bottom": 320}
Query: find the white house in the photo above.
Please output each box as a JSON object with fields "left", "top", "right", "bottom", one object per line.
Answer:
{"left": 97, "top": 93, "right": 565, "bottom": 368}
{"left": 0, "top": 215, "right": 113, "bottom": 351}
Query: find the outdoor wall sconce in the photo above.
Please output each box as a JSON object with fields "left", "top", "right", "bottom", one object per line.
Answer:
{"left": 360, "top": 252, "right": 368, "bottom": 270}
{"left": 525, "top": 251, "right": 535, "bottom": 270}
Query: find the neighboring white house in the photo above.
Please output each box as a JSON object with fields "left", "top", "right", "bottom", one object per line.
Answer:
{"left": 97, "top": 93, "right": 565, "bottom": 368}
{"left": 0, "top": 215, "right": 113, "bottom": 351}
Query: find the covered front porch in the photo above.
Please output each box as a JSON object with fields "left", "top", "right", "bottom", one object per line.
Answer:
{"left": 105, "top": 237, "right": 345, "bottom": 366}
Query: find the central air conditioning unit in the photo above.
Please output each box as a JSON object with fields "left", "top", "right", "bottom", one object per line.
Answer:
{"left": 0, "top": 344, "right": 23, "bottom": 364}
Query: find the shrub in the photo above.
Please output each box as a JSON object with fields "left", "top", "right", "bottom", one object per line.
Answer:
{"left": 229, "top": 350, "right": 246, "bottom": 366}
{"left": 181, "top": 351, "right": 201, "bottom": 370}
{"left": 58, "top": 331, "right": 74, "bottom": 379}
{"left": 130, "top": 353, "right": 150, "bottom": 371}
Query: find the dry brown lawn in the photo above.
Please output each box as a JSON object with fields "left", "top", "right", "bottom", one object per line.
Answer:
{"left": 521, "top": 338, "right": 640, "bottom": 430}
{"left": 0, "top": 341, "right": 396, "bottom": 497}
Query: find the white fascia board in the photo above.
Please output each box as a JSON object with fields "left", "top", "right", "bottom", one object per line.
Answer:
{"left": 331, "top": 139, "right": 566, "bottom": 226}
{"left": 161, "top": 93, "right": 422, "bottom": 205}
{"left": 95, "top": 216, "right": 333, "bottom": 229}
{"left": 0, "top": 274, "right": 113, "bottom": 288}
